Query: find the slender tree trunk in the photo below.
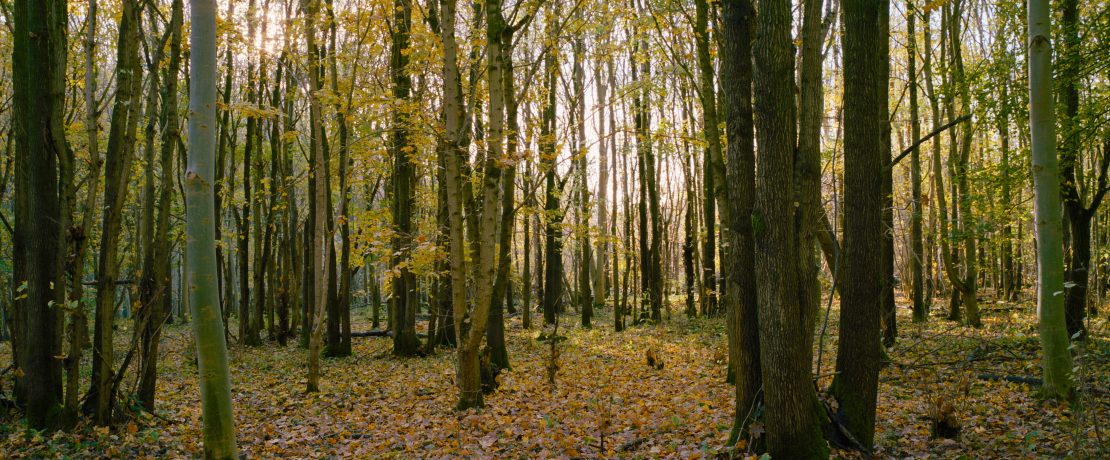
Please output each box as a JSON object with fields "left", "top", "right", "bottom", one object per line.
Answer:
{"left": 878, "top": 2, "right": 897, "bottom": 347}
{"left": 65, "top": 0, "right": 100, "bottom": 427}
{"left": 693, "top": 0, "right": 722, "bottom": 318}
{"left": 215, "top": 0, "right": 235, "bottom": 339}
{"left": 305, "top": 0, "right": 331, "bottom": 392}
{"left": 629, "top": 13, "right": 663, "bottom": 323}
{"left": 452, "top": 0, "right": 508, "bottom": 410}
{"left": 486, "top": 21, "right": 520, "bottom": 369}
{"left": 541, "top": 10, "right": 564, "bottom": 325}
{"left": 1057, "top": 0, "right": 1101, "bottom": 340}
{"left": 186, "top": 0, "right": 240, "bottom": 455}
{"left": 593, "top": 42, "right": 609, "bottom": 318}
{"left": 948, "top": 0, "right": 980, "bottom": 328}
{"left": 89, "top": 0, "right": 143, "bottom": 425}
{"left": 908, "top": 0, "right": 926, "bottom": 321}
{"left": 325, "top": 0, "right": 354, "bottom": 356}
{"left": 1028, "top": 0, "right": 1075, "bottom": 400}
{"left": 138, "top": 0, "right": 184, "bottom": 412}
{"left": 573, "top": 28, "right": 593, "bottom": 328}
{"left": 388, "top": 0, "right": 422, "bottom": 357}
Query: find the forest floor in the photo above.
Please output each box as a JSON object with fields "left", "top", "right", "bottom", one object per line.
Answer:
{"left": 1, "top": 295, "right": 1109, "bottom": 459}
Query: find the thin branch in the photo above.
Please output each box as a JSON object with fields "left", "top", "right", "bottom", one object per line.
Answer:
{"left": 891, "top": 114, "right": 971, "bottom": 166}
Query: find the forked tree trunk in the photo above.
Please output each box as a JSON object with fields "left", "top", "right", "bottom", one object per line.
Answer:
{"left": 138, "top": 0, "right": 184, "bottom": 412}
{"left": 90, "top": 0, "right": 143, "bottom": 425}
{"left": 751, "top": 0, "right": 829, "bottom": 454}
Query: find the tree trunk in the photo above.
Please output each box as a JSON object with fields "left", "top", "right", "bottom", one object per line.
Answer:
{"left": 138, "top": 0, "right": 184, "bottom": 412}
{"left": 326, "top": 0, "right": 354, "bottom": 356}
{"left": 593, "top": 42, "right": 609, "bottom": 318}
{"left": 693, "top": 0, "right": 722, "bottom": 318}
{"left": 751, "top": 0, "right": 829, "bottom": 454}
{"left": 1028, "top": 0, "right": 1075, "bottom": 399}
{"left": 948, "top": 0, "right": 981, "bottom": 328}
{"left": 186, "top": 0, "right": 240, "bottom": 455}
{"left": 831, "top": 0, "right": 887, "bottom": 447}
{"left": 65, "top": 0, "right": 101, "bottom": 427}
{"left": 451, "top": 0, "right": 508, "bottom": 410}
{"left": 389, "top": 0, "right": 422, "bottom": 357}
{"left": 541, "top": 11, "right": 564, "bottom": 326}
{"left": 89, "top": 0, "right": 143, "bottom": 425}
{"left": 305, "top": 0, "right": 331, "bottom": 392}
{"left": 573, "top": 28, "right": 593, "bottom": 328}
{"left": 12, "top": 0, "right": 67, "bottom": 431}
{"left": 908, "top": 0, "right": 926, "bottom": 321}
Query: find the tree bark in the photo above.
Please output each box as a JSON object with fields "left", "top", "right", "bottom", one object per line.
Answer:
{"left": 1028, "top": 0, "right": 1075, "bottom": 400}
{"left": 831, "top": 0, "right": 887, "bottom": 447}
{"left": 751, "top": 0, "right": 829, "bottom": 454}
{"left": 12, "top": 0, "right": 68, "bottom": 431}
{"left": 89, "top": 0, "right": 143, "bottom": 425}
{"left": 389, "top": 0, "right": 422, "bottom": 357}
{"left": 185, "top": 0, "right": 240, "bottom": 455}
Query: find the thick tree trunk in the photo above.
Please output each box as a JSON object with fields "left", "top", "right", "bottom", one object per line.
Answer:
{"left": 720, "top": 0, "right": 761, "bottom": 442}
{"left": 12, "top": 0, "right": 68, "bottom": 431}
{"left": 831, "top": 0, "right": 887, "bottom": 447}
{"left": 751, "top": 0, "right": 829, "bottom": 454}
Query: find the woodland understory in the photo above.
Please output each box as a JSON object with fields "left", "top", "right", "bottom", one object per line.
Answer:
{"left": 2, "top": 298, "right": 1108, "bottom": 458}
{"left": 4, "top": 0, "right": 1110, "bottom": 457}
